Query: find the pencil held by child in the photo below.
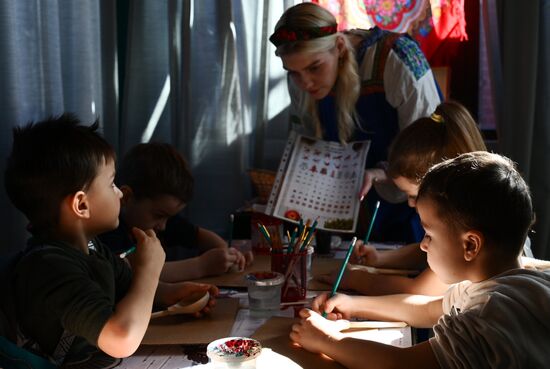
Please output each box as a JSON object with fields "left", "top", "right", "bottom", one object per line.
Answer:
{"left": 119, "top": 246, "right": 136, "bottom": 258}
{"left": 322, "top": 237, "right": 357, "bottom": 318}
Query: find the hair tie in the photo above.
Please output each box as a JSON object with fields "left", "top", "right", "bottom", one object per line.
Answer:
{"left": 269, "top": 25, "right": 337, "bottom": 47}
{"left": 431, "top": 112, "right": 444, "bottom": 123}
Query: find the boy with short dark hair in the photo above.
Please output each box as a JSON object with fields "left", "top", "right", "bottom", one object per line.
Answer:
{"left": 99, "top": 142, "right": 253, "bottom": 282}
{"left": 5, "top": 114, "right": 217, "bottom": 365}
{"left": 290, "top": 152, "right": 550, "bottom": 368}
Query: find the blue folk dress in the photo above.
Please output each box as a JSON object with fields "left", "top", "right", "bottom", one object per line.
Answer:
{"left": 289, "top": 27, "right": 441, "bottom": 243}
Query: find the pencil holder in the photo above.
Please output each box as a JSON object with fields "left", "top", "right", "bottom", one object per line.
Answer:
{"left": 251, "top": 213, "right": 282, "bottom": 255}
{"left": 271, "top": 250, "right": 307, "bottom": 303}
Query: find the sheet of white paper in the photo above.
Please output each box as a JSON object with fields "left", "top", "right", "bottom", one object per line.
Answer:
{"left": 333, "top": 242, "right": 404, "bottom": 259}
{"left": 345, "top": 327, "right": 412, "bottom": 347}
{"left": 230, "top": 308, "right": 294, "bottom": 338}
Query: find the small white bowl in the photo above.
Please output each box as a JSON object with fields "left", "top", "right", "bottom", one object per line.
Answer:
{"left": 207, "top": 337, "right": 262, "bottom": 369}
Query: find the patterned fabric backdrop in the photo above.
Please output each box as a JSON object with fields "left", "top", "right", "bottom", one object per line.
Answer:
{"left": 313, "top": 0, "right": 468, "bottom": 61}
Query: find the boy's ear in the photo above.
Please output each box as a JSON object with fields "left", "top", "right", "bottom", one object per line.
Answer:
{"left": 119, "top": 185, "right": 133, "bottom": 205}
{"left": 70, "top": 191, "right": 90, "bottom": 219}
{"left": 462, "top": 230, "right": 483, "bottom": 261}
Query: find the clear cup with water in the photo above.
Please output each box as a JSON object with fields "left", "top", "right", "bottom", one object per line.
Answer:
{"left": 245, "top": 271, "right": 284, "bottom": 312}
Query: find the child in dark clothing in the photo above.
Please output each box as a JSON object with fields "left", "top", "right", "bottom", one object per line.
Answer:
{"left": 4, "top": 114, "right": 217, "bottom": 365}
{"left": 99, "top": 142, "right": 253, "bottom": 282}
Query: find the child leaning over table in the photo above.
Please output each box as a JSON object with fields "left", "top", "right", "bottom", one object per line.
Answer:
{"left": 5, "top": 115, "right": 217, "bottom": 365}
{"left": 318, "top": 100, "right": 486, "bottom": 296}
{"left": 99, "top": 142, "right": 253, "bottom": 282}
{"left": 291, "top": 151, "right": 550, "bottom": 368}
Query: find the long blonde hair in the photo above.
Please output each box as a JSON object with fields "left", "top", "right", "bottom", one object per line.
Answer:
{"left": 273, "top": 3, "right": 360, "bottom": 143}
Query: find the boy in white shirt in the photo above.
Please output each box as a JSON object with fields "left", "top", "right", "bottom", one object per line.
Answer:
{"left": 290, "top": 151, "right": 550, "bottom": 369}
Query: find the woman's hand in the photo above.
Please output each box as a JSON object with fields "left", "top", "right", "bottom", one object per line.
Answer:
{"left": 290, "top": 309, "right": 348, "bottom": 354}
{"left": 359, "top": 168, "right": 388, "bottom": 200}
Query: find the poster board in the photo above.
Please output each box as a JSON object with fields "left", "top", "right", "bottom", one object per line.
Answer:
{"left": 265, "top": 132, "right": 370, "bottom": 233}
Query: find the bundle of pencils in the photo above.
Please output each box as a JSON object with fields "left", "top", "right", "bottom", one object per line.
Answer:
{"left": 280, "top": 218, "right": 318, "bottom": 298}
{"left": 256, "top": 219, "right": 317, "bottom": 299}
{"left": 256, "top": 222, "right": 284, "bottom": 251}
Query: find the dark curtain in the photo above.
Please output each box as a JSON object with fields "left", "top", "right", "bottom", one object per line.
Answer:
{"left": 486, "top": 0, "right": 550, "bottom": 258}
{"left": 0, "top": 0, "right": 117, "bottom": 254}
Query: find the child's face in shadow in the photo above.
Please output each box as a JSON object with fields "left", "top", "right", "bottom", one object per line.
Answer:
{"left": 86, "top": 159, "right": 123, "bottom": 234}
{"left": 122, "top": 193, "right": 185, "bottom": 234}
{"left": 392, "top": 176, "right": 419, "bottom": 208}
{"left": 417, "top": 198, "right": 468, "bottom": 284}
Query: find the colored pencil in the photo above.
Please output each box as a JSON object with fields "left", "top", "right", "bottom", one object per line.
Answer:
{"left": 228, "top": 214, "right": 234, "bottom": 248}
{"left": 322, "top": 237, "right": 357, "bottom": 318}
{"left": 363, "top": 201, "right": 380, "bottom": 244}
{"left": 257, "top": 222, "right": 272, "bottom": 245}
{"left": 119, "top": 246, "right": 136, "bottom": 259}
{"left": 287, "top": 227, "right": 298, "bottom": 254}
{"left": 301, "top": 218, "right": 318, "bottom": 252}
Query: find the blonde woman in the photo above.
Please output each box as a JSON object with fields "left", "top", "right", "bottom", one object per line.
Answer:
{"left": 270, "top": 2, "right": 441, "bottom": 243}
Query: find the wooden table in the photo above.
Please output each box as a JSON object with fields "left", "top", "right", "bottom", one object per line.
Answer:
{"left": 188, "top": 254, "right": 415, "bottom": 290}
{"left": 113, "top": 254, "right": 413, "bottom": 369}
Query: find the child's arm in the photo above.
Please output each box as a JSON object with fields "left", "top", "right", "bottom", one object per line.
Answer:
{"left": 313, "top": 292, "right": 443, "bottom": 328}
{"left": 195, "top": 227, "right": 228, "bottom": 252}
{"left": 290, "top": 309, "right": 440, "bottom": 369}
{"left": 317, "top": 266, "right": 449, "bottom": 296}
{"left": 159, "top": 248, "right": 240, "bottom": 281}
{"left": 97, "top": 228, "right": 165, "bottom": 358}
{"left": 197, "top": 227, "right": 249, "bottom": 269}
{"left": 351, "top": 242, "right": 427, "bottom": 269}
{"left": 158, "top": 227, "right": 251, "bottom": 282}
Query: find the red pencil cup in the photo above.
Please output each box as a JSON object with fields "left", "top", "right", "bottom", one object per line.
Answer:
{"left": 271, "top": 250, "right": 307, "bottom": 303}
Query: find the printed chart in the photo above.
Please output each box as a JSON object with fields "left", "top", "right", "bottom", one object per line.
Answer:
{"left": 266, "top": 133, "right": 370, "bottom": 232}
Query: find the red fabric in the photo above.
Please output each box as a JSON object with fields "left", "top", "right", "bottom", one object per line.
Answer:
{"left": 312, "top": 0, "right": 468, "bottom": 62}
{"left": 413, "top": 0, "right": 468, "bottom": 61}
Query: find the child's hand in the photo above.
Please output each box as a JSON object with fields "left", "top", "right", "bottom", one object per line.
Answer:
{"left": 199, "top": 248, "right": 239, "bottom": 275}
{"left": 311, "top": 292, "right": 356, "bottom": 320}
{"left": 131, "top": 227, "right": 165, "bottom": 273}
{"left": 243, "top": 250, "right": 254, "bottom": 267}
{"left": 350, "top": 242, "right": 379, "bottom": 266}
{"left": 227, "top": 247, "right": 246, "bottom": 271}
{"left": 359, "top": 168, "right": 387, "bottom": 200}
{"left": 290, "top": 308, "right": 348, "bottom": 354}
{"left": 316, "top": 264, "right": 358, "bottom": 290}
{"left": 165, "top": 282, "right": 219, "bottom": 317}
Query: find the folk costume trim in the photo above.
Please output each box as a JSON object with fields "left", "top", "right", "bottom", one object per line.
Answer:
{"left": 269, "top": 25, "right": 337, "bottom": 47}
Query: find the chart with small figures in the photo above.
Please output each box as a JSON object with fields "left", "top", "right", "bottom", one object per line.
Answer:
{"left": 267, "top": 133, "right": 370, "bottom": 232}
